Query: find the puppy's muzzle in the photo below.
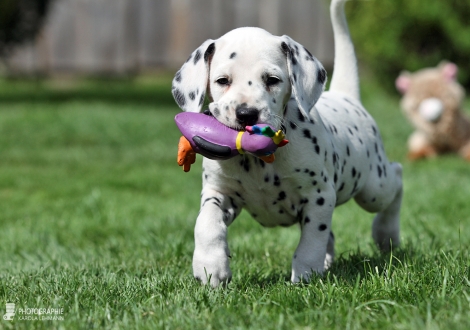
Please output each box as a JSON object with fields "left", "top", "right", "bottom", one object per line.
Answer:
{"left": 236, "top": 106, "right": 259, "bottom": 126}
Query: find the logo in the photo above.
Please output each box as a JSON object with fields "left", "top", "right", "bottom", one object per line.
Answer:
{"left": 3, "top": 303, "right": 15, "bottom": 321}
{"left": 3, "top": 303, "right": 65, "bottom": 322}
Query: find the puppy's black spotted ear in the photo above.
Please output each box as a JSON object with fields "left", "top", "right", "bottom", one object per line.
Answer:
{"left": 172, "top": 40, "right": 216, "bottom": 113}
{"left": 280, "top": 35, "right": 327, "bottom": 118}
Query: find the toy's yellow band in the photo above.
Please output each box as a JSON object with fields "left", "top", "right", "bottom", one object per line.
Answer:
{"left": 236, "top": 131, "right": 245, "bottom": 154}
{"left": 272, "top": 130, "right": 286, "bottom": 145}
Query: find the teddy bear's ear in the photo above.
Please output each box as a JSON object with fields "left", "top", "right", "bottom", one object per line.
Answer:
{"left": 395, "top": 71, "right": 411, "bottom": 94}
{"left": 438, "top": 61, "right": 458, "bottom": 82}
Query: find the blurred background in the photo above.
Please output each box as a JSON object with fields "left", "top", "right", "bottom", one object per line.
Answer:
{"left": 1, "top": 0, "right": 334, "bottom": 77}
{"left": 2, "top": 0, "right": 470, "bottom": 90}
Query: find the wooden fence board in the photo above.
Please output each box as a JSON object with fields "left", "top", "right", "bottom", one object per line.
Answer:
{"left": 6, "top": 0, "right": 335, "bottom": 75}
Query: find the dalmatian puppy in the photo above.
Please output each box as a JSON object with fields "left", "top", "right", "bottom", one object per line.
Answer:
{"left": 171, "top": 0, "right": 403, "bottom": 287}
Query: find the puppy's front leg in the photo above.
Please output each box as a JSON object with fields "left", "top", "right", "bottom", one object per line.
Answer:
{"left": 193, "top": 188, "right": 240, "bottom": 287}
{"left": 291, "top": 191, "right": 335, "bottom": 283}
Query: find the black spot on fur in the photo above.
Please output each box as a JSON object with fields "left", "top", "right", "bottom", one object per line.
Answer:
{"left": 230, "top": 52, "right": 236, "bottom": 59}
{"left": 317, "top": 68, "right": 327, "bottom": 84}
{"left": 303, "top": 129, "right": 311, "bottom": 138}
{"left": 204, "top": 43, "right": 215, "bottom": 62}
{"left": 317, "top": 197, "right": 325, "bottom": 206}
{"left": 315, "top": 145, "right": 320, "bottom": 154}
{"left": 213, "top": 108, "right": 220, "bottom": 117}
{"left": 309, "top": 171, "right": 316, "bottom": 177}
{"left": 199, "top": 93, "right": 205, "bottom": 106}
{"left": 248, "top": 81, "right": 252, "bottom": 85}
{"left": 318, "top": 224, "right": 327, "bottom": 231}
{"left": 303, "top": 46, "right": 313, "bottom": 58}
{"left": 338, "top": 182, "right": 345, "bottom": 191}
{"left": 189, "top": 91, "right": 195, "bottom": 100}
{"left": 281, "top": 42, "right": 290, "bottom": 54}
{"left": 202, "top": 197, "right": 221, "bottom": 207}
{"left": 352, "top": 167, "right": 357, "bottom": 178}
{"left": 377, "top": 165, "right": 383, "bottom": 178}
{"left": 297, "top": 108, "right": 305, "bottom": 122}
{"left": 175, "top": 70, "right": 182, "bottom": 82}
{"left": 351, "top": 181, "right": 358, "bottom": 195}
{"left": 239, "top": 157, "right": 250, "bottom": 172}
{"left": 278, "top": 191, "right": 286, "bottom": 201}
{"left": 304, "top": 216, "right": 310, "bottom": 224}
{"left": 264, "top": 174, "right": 270, "bottom": 182}
{"left": 193, "top": 50, "right": 201, "bottom": 64}
{"left": 291, "top": 54, "right": 297, "bottom": 65}
{"left": 274, "top": 175, "right": 281, "bottom": 186}
{"left": 173, "top": 88, "right": 186, "bottom": 107}
{"left": 293, "top": 44, "right": 299, "bottom": 55}
{"left": 289, "top": 121, "right": 297, "bottom": 130}
{"left": 346, "top": 146, "right": 350, "bottom": 157}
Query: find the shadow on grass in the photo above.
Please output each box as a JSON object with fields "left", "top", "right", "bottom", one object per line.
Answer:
{"left": 240, "top": 243, "right": 421, "bottom": 288}
{"left": 326, "top": 246, "right": 415, "bottom": 284}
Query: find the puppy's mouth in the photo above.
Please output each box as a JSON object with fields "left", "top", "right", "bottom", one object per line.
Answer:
{"left": 203, "top": 109, "right": 214, "bottom": 117}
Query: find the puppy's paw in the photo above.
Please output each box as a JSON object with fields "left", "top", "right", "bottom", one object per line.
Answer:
{"left": 193, "top": 249, "right": 231, "bottom": 288}
{"left": 291, "top": 259, "right": 323, "bottom": 284}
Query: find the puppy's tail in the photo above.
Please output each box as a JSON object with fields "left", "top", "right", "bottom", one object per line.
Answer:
{"left": 329, "top": 0, "right": 360, "bottom": 101}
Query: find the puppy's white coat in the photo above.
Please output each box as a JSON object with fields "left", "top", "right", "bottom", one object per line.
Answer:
{"left": 172, "top": 0, "right": 403, "bottom": 287}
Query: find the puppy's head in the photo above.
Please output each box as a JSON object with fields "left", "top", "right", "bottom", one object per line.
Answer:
{"left": 172, "top": 27, "right": 327, "bottom": 130}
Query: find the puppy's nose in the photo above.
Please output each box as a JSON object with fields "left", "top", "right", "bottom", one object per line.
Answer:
{"left": 236, "top": 107, "right": 259, "bottom": 126}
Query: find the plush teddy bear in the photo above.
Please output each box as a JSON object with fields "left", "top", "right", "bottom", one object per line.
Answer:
{"left": 395, "top": 61, "right": 470, "bottom": 161}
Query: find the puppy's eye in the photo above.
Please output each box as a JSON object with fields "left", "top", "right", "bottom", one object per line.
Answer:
{"left": 266, "top": 76, "right": 281, "bottom": 87}
{"left": 216, "top": 77, "right": 230, "bottom": 85}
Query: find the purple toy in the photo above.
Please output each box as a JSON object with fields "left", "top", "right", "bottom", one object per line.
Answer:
{"left": 175, "top": 112, "right": 288, "bottom": 171}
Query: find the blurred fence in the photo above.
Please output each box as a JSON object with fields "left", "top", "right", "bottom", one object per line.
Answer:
{"left": 6, "top": 0, "right": 335, "bottom": 75}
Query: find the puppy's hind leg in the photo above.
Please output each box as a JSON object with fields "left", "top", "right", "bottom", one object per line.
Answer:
{"left": 355, "top": 162, "right": 403, "bottom": 252}
{"left": 371, "top": 162, "right": 403, "bottom": 251}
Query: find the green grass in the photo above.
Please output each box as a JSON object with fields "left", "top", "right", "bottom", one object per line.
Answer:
{"left": 0, "top": 75, "right": 469, "bottom": 329}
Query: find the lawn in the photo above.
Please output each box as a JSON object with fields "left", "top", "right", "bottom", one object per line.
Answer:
{"left": 0, "top": 75, "right": 469, "bottom": 329}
